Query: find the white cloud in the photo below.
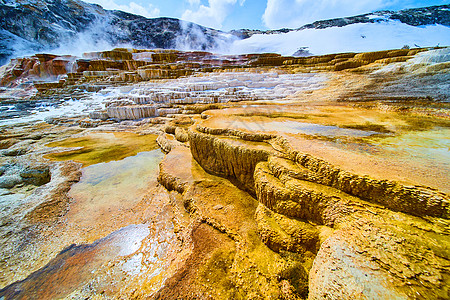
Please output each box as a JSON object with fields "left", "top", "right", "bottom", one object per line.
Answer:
{"left": 181, "top": 0, "right": 239, "bottom": 29}
{"left": 263, "top": 0, "right": 389, "bottom": 29}
{"left": 187, "top": 0, "right": 201, "bottom": 5}
{"left": 87, "top": 0, "right": 160, "bottom": 18}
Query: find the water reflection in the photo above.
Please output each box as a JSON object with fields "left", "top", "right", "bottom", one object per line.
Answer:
{"left": 224, "top": 119, "right": 381, "bottom": 137}
{"left": 67, "top": 149, "right": 164, "bottom": 237}
{"left": 0, "top": 224, "right": 150, "bottom": 300}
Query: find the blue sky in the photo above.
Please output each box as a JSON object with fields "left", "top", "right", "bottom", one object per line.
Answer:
{"left": 85, "top": 0, "right": 450, "bottom": 30}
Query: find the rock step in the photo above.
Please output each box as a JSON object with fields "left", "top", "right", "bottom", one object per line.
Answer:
{"left": 255, "top": 203, "right": 320, "bottom": 254}
{"left": 255, "top": 161, "right": 362, "bottom": 226}
{"left": 157, "top": 133, "right": 182, "bottom": 154}
{"left": 295, "top": 153, "right": 449, "bottom": 219}
{"left": 102, "top": 105, "right": 184, "bottom": 120}
{"left": 188, "top": 127, "right": 449, "bottom": 219}
{"left": 67, "top": 72, "right": 83, "bottom": 79}
{"left": 268, "top": 153, "right": 449, "bottom": 220}
{"left": 158, "top": 146, "right": 195, "bottom": 194}
{"left": 188, "top": 128, "right": 275, "bottom": 193}
{"left": 267, "top": 156, "right": 321, "bottom": 184}
{"left": 282, "top": 49, "right": 417, "bottom": 71}
{"left": 106, "top": 105, "right": 157, "bottom": 120}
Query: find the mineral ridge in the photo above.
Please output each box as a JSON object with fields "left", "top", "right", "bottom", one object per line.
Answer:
{"left": 0, "top": 45, "right": 449, "bottom": 299}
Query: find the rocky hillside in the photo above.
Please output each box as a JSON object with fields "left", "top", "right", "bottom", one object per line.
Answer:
{"left": 301, "top": 4, "right": 450, "bottom": 29}
{"left": 0, "top": 0, "right": 230, "bottom": 64}
{"left": 231, "top": 5, "right": 450, "bottom": 56}
{"left": 233, "top": 5, "right": 450, "bottom": 38}
{"left": 1, "top": 1, "right": 449, "bottom": 64}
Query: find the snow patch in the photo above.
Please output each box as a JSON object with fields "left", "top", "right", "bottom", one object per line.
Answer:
{"left": 226, "top": 21, "right": 450, "bottom": 56}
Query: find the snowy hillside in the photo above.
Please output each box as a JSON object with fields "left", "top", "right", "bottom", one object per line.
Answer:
{"left": 228, "top": 21, "right": 450, "bottom": 56}
{"left": 0, "top": 0, "right": 449, "bottom": 63}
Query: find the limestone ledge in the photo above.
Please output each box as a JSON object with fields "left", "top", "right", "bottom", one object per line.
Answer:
{"left": 188, "top": 126, "right": 276, "bottom": 193}
{"left": 255, "top": 203, "right": 321, "bottom": 254}
{"left": 188, "top": 125, "right": 448, "bottom": 219}
{"left": 1, "top": 47, "right": 442, "bottom": 95}
{"left": 156, "top": 145, "right": 311, "bottom": 299}
{"left": 159, "top": 124, "right": 450, "bottom": 299}
{"left": 268, "top": 137, "right": 449, "bottom": 219}
{"left": 156, "top": 132, "right": 188, "bottom": 155}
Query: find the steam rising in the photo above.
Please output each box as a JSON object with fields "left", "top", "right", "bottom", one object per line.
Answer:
{"left": 0, "top": 1, "right": 237, "bottom": 65}
{"left": 49, "top": 19, "right": 132, "bottom": 57}
{"left": 1, "top": 0, "right": 449, "bottom": 65}
{"left": 174, "top": 20, "right": 238, "bottom": 52}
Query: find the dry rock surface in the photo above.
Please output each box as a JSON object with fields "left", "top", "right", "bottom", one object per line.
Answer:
{"left": 0, "top": 47, "right": 449, "bottom": 299}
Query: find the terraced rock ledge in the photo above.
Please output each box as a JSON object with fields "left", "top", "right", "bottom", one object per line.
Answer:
{"left": 155, "top": 116, "right": 449, "bottom": 299}
{"left": 0, "top": 47, "right": 449, "bottom": 299}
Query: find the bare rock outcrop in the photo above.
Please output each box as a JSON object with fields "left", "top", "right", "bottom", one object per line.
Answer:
{"left": 184, "top": 125, "right": 450, "bottom": 299}
{"left": 254, "top": 161, "right": 357, "bottom": 226}
{"left": 268, "top": 138, "right": 449, "bottom": 219}
{"left": 255, "top": 203, "right": 320, "bottom": 254}
{"left": 256, "top": 155, "right": 450, "bottom": 299}
{"left": 156, "top": 133, "right": 187, "bottom": 155}
{"left": 174, "top": 127, "right": 189, "bottom": 143}
{"left": 106, "top": 105, "right": 157, "bottom": 120}
{"left": 188, "top": 126, "right": 275, "bottom": 193}
{"left": 156, "top": 143, "right": 311, "bottom": 299}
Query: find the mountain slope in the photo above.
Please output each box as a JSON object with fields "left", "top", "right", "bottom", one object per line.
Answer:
{"left": 230, "top": 5, "right": 450, "bottom": 56}
{"left": 232, "top": 5, "right": 450, "bottom": 38}
{"left": 0, "top": 0, "right": 232, "bottom": 64}
{"left": 300, "top": 4, "right": 450, "bottom": 30}
{"left": 0, "top": 0, "right": 449, "bottom": 64}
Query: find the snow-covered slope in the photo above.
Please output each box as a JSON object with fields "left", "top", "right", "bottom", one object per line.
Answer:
{"left": 227, "top": 5, "right": 450, "bottom": 56}
{"left": 0, "top": 0, "right": 449, "bottom": 63}
{"left": 228, "top": 21, "right": 450, "bottom": 56}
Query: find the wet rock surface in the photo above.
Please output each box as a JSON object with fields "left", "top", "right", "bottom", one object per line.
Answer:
{"left": 182, "top": 125, "right": 449, "bottom": 299}
{"left": 0, "top": 47, "right": 449, "bottom": 299}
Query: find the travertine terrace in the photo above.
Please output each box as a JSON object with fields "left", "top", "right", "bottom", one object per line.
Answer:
{"left": 0, "top": 47, "right": 449, "bottom": 299}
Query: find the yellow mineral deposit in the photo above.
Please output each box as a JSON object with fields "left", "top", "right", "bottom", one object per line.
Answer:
{"left": 0, "top": 47, "right": 448, "bottom": 299}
